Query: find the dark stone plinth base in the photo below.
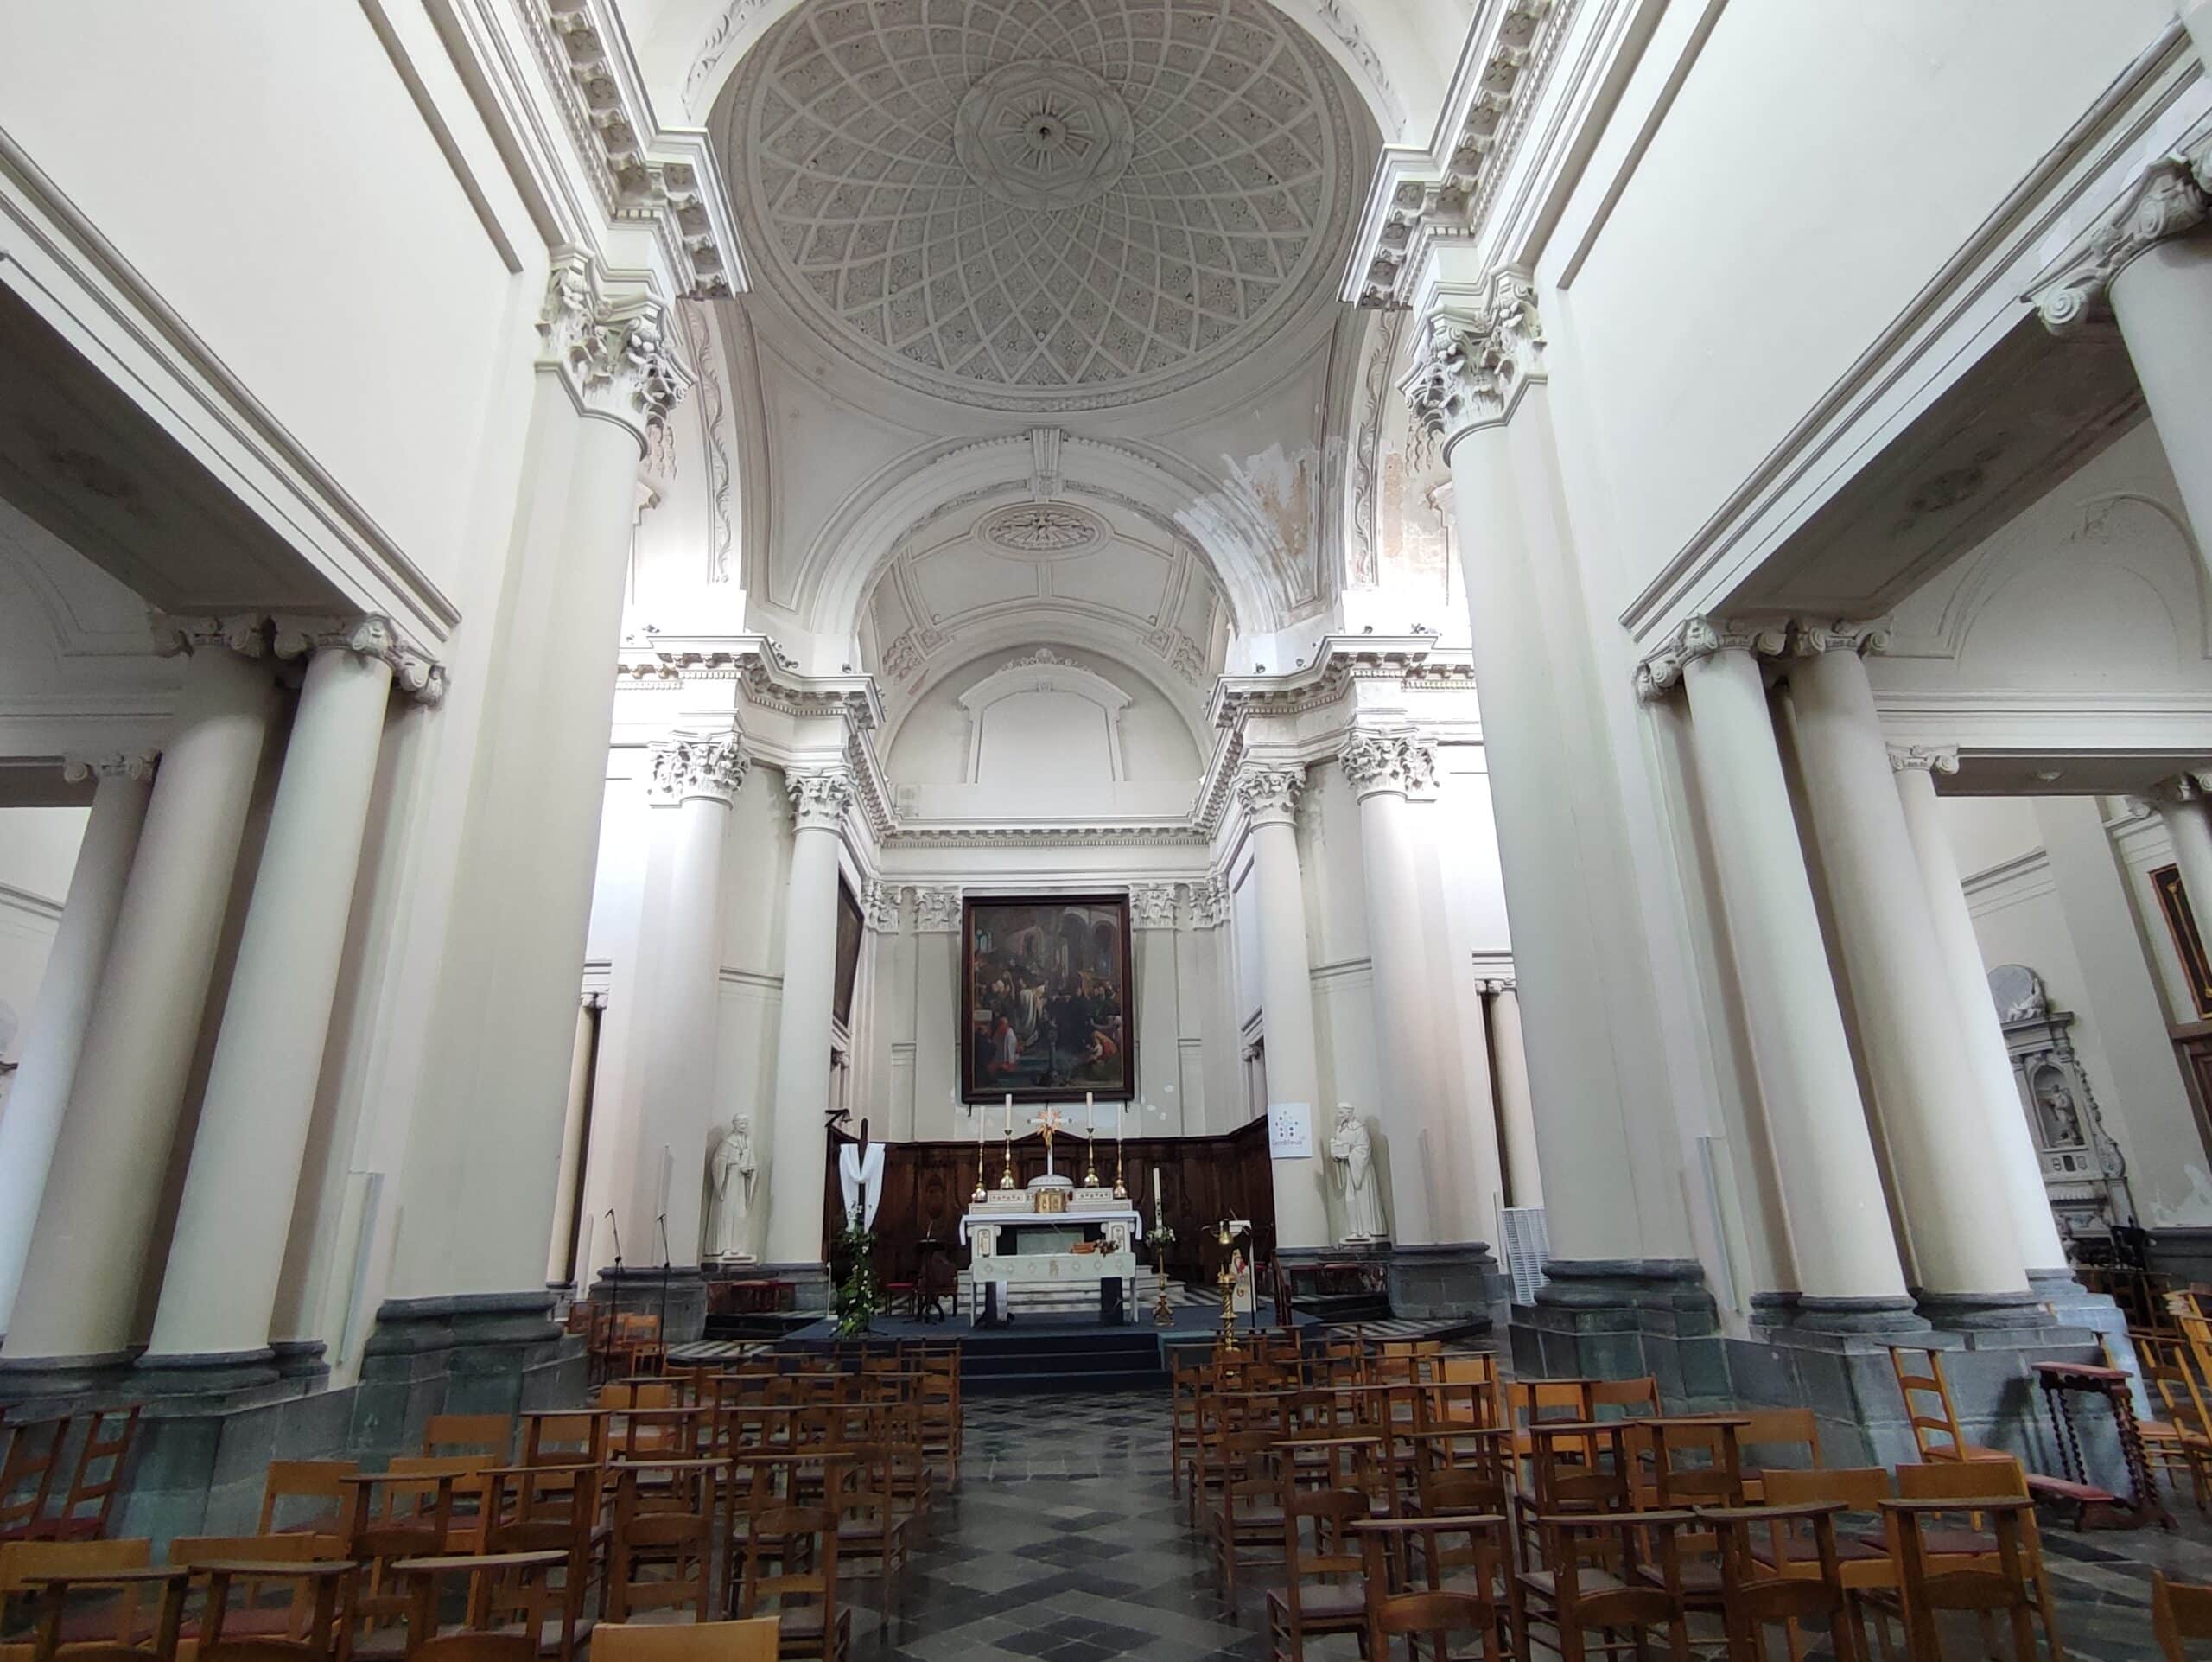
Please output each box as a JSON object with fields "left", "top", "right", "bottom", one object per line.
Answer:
{"left": 588, "top": 1265, "right": 709, "bottom": 1343}
{"left": 354, "top": 1291, "right": 583, "bottom": 1458}
{"left": 1732, "top": 1309, "right": 2107, "bottom": 1469}
{"left": 0, "top": 1350, "right": 137, "bottom": 1405}
{"left": 1510, "top": 1259, "right": 1728, "bottom": 1411}
{"left": 1384, "top": 1242, "right": 1503, "bottom": 1326}
{"left": 1916, "top": 1287, "right": 2049, "bottom": 1331}
{"left": 131, "top": 1348, "right": 283, "bottom": 1394}
{"left": 1787, "top": 1295, "right": 1930, "bottom": 1335}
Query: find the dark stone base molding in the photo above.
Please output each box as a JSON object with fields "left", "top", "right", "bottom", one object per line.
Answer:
{"left": 1914, "top": 1287, "right": 2048, "bottom": 1331}
{"left": 588, "top": 1264, "right": 709, "bottom": 1343}
{"left": 1509, "top": 1258, "right": 1729, "bottom": 1411}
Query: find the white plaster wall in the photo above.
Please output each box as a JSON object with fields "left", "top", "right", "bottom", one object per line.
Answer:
{"left": 1558, "top": 0, "right": 2173, "bottom": 604}
{"left": 0, "top": 808, "right": 87, "bottom": 1072}
{"left": 0, "top": 2, "right": 535, "bottom": 601}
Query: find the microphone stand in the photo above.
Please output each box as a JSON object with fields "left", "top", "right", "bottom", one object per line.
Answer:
{"left": 607, "top": 1208, "right": 624, "bottom": 1277}
{"left": 657, "top": 1213, "right": 672, "bottom": 1351}
{"left": 600, "top": 1209, "right": 622, "bottom": 1387}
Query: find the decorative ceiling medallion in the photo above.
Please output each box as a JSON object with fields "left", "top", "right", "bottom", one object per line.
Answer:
{"left": 954, "top": 62, "right": 1135, "bottom": 213}
{"left": 977, "top": 503, "right": 1106, "bottom": 556}
{"left": 724, "top": 0, "right": 1357, "bottom": 410}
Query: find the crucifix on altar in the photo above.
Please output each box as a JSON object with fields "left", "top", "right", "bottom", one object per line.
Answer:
{"left": 1029, "top": 1103, "right": 1069, "bottom": 1176}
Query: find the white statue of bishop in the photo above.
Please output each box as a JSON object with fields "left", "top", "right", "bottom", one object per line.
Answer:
{"left": 705, "top": 1113, "right": 757, "bottom": 1261}
{"left": 1329, "top": 1103, "right": 1387, "bottom": 1243}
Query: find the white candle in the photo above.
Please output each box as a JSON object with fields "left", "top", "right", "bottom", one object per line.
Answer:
{"left": 1085, "top": 1094, "right": 1094, "bottom": 1137}
{"left": 1153, "top": 1166, "right": 1162, "bottom": 1207}
{"left": 1004, "top": 1093, "right": 1012, "bottom": 1136}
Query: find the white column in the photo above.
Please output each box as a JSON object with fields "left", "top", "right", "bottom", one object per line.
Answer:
{"left": 0, "top": 755, "right": 155, "bottom": 1338}
{"left": 1482, "top": 981, "right": 1542, "bottom": 1209}
{"left": 142, "top": 627, "right": 403, "bottom": 1370}
{"left": 1234, "top": 764, "right": 1330, "bottom": 1251}
{"left": 1891, "top": 752, "right": 2070, "bottom": 1287}
{"left": 762, "top": 766, "right": 855, "bottom": 1274}
{"left": 1419, "top": 285, "right": 1681, "bottom": 1275}
{"left": 547, "top": 993, "right": 603, "bottom": 1287}
{"left": 1783, "top": 627, "right": 2035, "bottom": 1323}
{"left": 2033, "top": 153, "right": 2212, "bottom": 570}
{"left": 632, "top": 735, "right": 746, "bottom": 1270}
{"left": 1130, "top": 884, "right": 1182, "bottom": 1136}
{"left": 383, "top": 258, "right": 690, "bottom": 1316}
{"left": 1339, "top": 729, "right": 1443, "bottom": 1245}
{"left": 3, "top": 630, "right": 276, "bottom": 1365}
{"left": 1646, "top": 624, "right": 1916, "bottom": 1328}
{"left": 1410, "top": 777, "right": 1505, "bottom": 1244}
{"left": 912, "top": 888, "right": 962, "bottom": 1124}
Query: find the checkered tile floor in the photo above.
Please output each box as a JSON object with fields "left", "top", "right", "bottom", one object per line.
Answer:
{"left": 837, "top": 1391, "right": 2212, "bottom": 1661}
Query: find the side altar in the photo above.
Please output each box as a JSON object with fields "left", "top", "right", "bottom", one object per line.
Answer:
{"left": 961, "top": 1099, "right": 1142, "bottom": 1325}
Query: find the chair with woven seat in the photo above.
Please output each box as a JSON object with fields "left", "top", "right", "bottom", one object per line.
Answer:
{"left": 1880, "top": 1496, "right": 2056, "bottom": 1661}
{"left": 1351, "top": 1515, "right": 1515, "bottom": 1662}
{"left": 1516, "top": 1511, "right": 1694, "bottom": 1662}
{"left": 733, "top": 1506, "right": 848, "bottom": 1662}
{"left": 480, "top": 1467, "right": 601, "bottom": 1662}
{"left": 1263, "top": 1488, "right": 1368, "bottom": 1662}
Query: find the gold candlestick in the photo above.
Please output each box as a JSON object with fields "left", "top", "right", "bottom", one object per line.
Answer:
{"left": 1153, "top": 1243, "right": 1173, "bottom": 1327}
{"left": 1084, "top": 1131, "right": 1101, "bottom": 1189}
{"left": 998, "top": 1130, "right": 1015, "bottom": 1189}
{"left": 1217, "top": 1264, "right": 1242, "bottom": 1353}
{"left": 1114, "top": 1138, "right": 1128, "bottom": 1201}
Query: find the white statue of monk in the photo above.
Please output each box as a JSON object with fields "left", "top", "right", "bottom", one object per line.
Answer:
{"left": 704, "top": 1112, "right": 756, "bottom": 1261}
{"left": 1329, "top": 1103, "right": 1387, "bottom": 1243}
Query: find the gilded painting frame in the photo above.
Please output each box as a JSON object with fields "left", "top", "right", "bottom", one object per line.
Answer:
{"left": 959, "top": 893, "right": 1135, "bottom": 1105}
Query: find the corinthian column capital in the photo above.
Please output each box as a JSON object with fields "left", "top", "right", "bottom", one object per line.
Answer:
{"left": 1338, "top": 729, "right": 1435, "bottom": 801}
{"left": 649, "top": 732, "right": 749, "bottom": 806}
{"left": 1401, "top": 269, "right": 1546, "bottom": 458}
{"left": 1129, "top": 883, "right": 1179, "bottom": 929}
{"left": 537, "top": 250, "right": 695, "bottom": 451}
{"left": 2029, "top": 151, "right": 2212, "bottom": 334}
{"left": 1234, "top": 762, "right": 1307, "bottom": 828}
{"left": 913, "top": 886, "right": 963, "bottom": 933}
{"left": 785, "top": 764, "right": 857, "bottom": 831}
{"left": 1633, "top": 614, "right": 1788, "bottom": 703}
{"left": 862, "top": 879, "right": 901, "bottom": 932}
{"left": 273, "top": 613, "right": 448, "bottom": 706}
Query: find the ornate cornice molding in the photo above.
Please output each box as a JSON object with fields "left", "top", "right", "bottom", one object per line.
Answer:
{"left": 614, "top": 632, "right": 883, "bottom": 731}
{"left": 1234, "top": 762, "right": 1307, "bottom": 829}
{"left": 1129, "top": 882, "right": 1179, "bottom": 929}
{"left": 2028, "top": 149, "right": 2211, "bottom": 334}
{"left": 62, "top": 750, "right": 159, "bottom": 784}
{"left": 537, "top": 250, "right": 695, "bottom": 450}
{"left": 785, "top": 764, "right": 857, "bottom": 831}
{"left": 272, "top": 613, "right": 448, "bottom": 706}
{"left": 524, "top": 0, "right": 744, "bottom": 299}
{"left": 1343, "top": 0, "right": 1560, "bottom": 309}
{"left": 1205, "top": 633, "right": 1473, "bottom": 729}
{"left": 1887, "top": 744, "right": 1960, "bottom": 777}
{"left": 648, "top": 732, "right": 749, "bottom": 806}
{"left": 1632, "top": 615, "right": 1789, "bottom": 704}
{"left": 1402, "top": 270, "right": 1545, "bottom": 456}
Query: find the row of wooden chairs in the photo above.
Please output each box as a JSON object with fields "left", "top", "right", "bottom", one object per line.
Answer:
{"left": 0, "top": 1409, "right": 142, "bottom": 1544}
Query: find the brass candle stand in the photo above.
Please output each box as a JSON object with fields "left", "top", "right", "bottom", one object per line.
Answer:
{"left": 1084, "top": 1131, "right": 1101, "bottom": 1189}
{"left": 998, "top": 1130, "right": 1016, "bottom": 1190}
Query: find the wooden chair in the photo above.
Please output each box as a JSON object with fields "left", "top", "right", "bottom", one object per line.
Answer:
{"left": 1516, "top": 1422, "right": 1634, "bottom": 1570}
{"left": 2, "top": 1541, "right": 154, "bottom": 1662}
{"left": 1263, "top": 1488, "right": 1368, "bottom": 1662}
{"left": 478, "top": 1468, "right": 600, "bottom": 1662}
{"left": 1207, "top": 1430, "right": 1286, "bottom": 1596}
{"left": 604, "top": 1461, "right": 718, "bottom": 1626}
{"left": 1887, "top": 1347, "right": 2009, "bottom": 1464}
{"left": 589, "top": 1620, "right": 779, "bottom": 1662}
{"left": 1703, "top": 1503, "right": 1860, "bottom": 1662}
{"left": 384, "top": 1551, "right": 565, "bottom": 1662}
{"left": 1758, "top": 1468, "right": 1899, "bottom": 1661}
{"left": 1516, "top": 1512, "right": 1694, "bottom": 1662}
{"left": 335, "top": 1473, "right": 461, "bottom": 1640}
{"left": 2155, "top": 1570, "right": 2212, "bottom": 1659}
{"left": 518, "top": 1417, "right": 606, "bottom": 1474}
{"left": 380, "top": 1461, "right": 493, "bottom": 1557}
{"left": 188, "top": 1556, "right": 357, "bottom": 1662}
{"left": 1732, "top": 1408, "right": 1821, "bottom": 1503}
{"left": 1351, "top": 1515, "right": 1514, "bottom": 1662}
{"left": 168, "top": 1535, "right": 339, "bottom": 1655}
{"left": 256, "top": 1464, "right": 358, "bottom": 1561}
{"left": 1880, "top": 1498, "right": 2054, "bottom": 1661}
{"left": 22, "top": 1566, "right": 188, "bottom": 1662}
{"left": 1639, "top": 1417, "right": 1747, "bottom": 1511}
{"left": 2138, "top": 1333, "right": 2212, "bottom": 1511}
{"left": 733, "top": 1506, "right": 848, "bottom": 1662}
{"left": 1890, "top": 1457, "right": 2064, "bottom": 1643}
{"left": 1169, "top": 1358, "right": 1209, "bottom": 1496}
{"left": 21, "top": 1411, "right": 141, "bottom": 1544}
{"left": 423, "top": 1419, "right": 512, "bottom": 1463}
{"left": 0, "top": 1419, "right": 68, "bottom": 1543}
{"left": 1588, "top": 1377, "right": 1662, "bottom": 1421}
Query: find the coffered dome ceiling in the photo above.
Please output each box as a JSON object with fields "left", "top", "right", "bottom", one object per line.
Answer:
{"left": 719, "top": 0, "right": 1361, "bottom": 410}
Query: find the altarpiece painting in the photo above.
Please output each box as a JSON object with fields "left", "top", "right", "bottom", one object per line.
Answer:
{"left": 960, "top": 895, "right": 1133, "bottom": 1105}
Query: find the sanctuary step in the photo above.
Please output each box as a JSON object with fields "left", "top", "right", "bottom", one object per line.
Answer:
{"left": 959, "top": 1321, "right": 1169, "bottom": 1395}
{"left": 953, "top": 1268, "right": 1171, "bottom": 1320}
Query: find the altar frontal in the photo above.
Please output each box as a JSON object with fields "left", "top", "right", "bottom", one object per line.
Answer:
{"left": 963, "top": 1095, "right": 1140, "bottom": 1324}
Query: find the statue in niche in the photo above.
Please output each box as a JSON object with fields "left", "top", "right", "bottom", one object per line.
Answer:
{"left": 704, "top": 1113, "right": 757, "bottom": 1261}
{"left": 1329, "top": 1104, "right": 1388, "bottom": 1244}
{"left": 2033, "top": 1065, "right": 2085, "bottom": 1149}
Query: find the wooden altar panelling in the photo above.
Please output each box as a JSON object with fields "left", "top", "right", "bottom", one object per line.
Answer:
{"left": 829, "top": 1119, "right": 1275, "bottom": 1289}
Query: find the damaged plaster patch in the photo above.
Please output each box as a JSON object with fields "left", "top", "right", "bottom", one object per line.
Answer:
{"left": 1176, "top": 444, "right": 1317, "bottom": 621}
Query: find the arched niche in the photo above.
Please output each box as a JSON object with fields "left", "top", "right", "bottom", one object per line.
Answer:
{"left": 955, "top": 650, "right": 1132, "bottom": 787}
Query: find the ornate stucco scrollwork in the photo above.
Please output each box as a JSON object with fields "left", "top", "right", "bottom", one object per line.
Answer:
{"left": 1402, "top": 270, "right": 1546, "bottom": 457}
{"left": 537, "top": 250, "right": 696, "bottom": 449}
{"left": 2028, "top": 151, "right": 2211, "bottom": 334}
{"left": 785, "top": 764, "right": 858, "bottom": 831}
{"left": 1128, "top": 882, "right": 1179, "bottom": 929}
{"left": 649, "top": 733, "right": 750, "bottom": 806}
{"left": 1887, "top": 745, "right": 1960, "bottom": 778}
{"left": 273, "top": 613, "right": 448, "bottom": 706}
{"left": 1632, "top": 614, "right": 1789, "bottom": 704}
{"left": 1233, "top": 762, "right": 1307, "bottom": 828}
{"left": 913, "top": 886, "right": 963, "bottom": 933}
